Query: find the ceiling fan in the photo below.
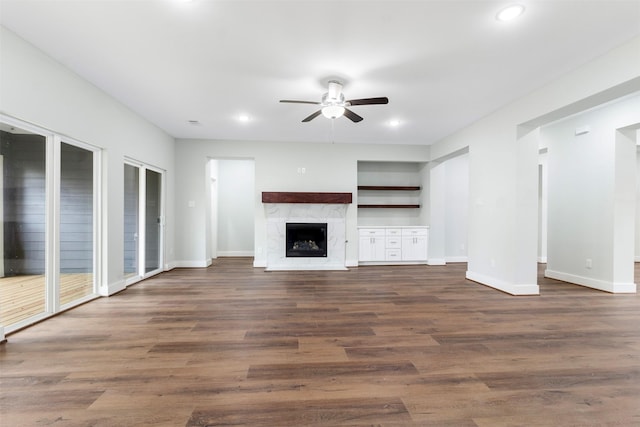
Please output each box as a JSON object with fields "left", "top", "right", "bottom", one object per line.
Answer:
{"left": 280, "top": 80, "right": 389, "bottom": 123}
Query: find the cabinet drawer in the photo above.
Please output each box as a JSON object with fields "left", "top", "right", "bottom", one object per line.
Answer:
{"left": 385, "top": 249, "right": 402, "bottom": 260}
{"left": 359, "top": 228, "right": 385, "bottom": 237}
{"left": 386, "top": 237, "right": 401, "bottom": 248}
{"left": 401, "top": 228, "right": 429, "bottom": 236}
{"left": 385, "top": 228, "right": 402, "bottom": 236}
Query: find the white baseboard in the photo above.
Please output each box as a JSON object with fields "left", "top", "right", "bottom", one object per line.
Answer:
{"left": 427, "top": 258, "right": 446, "bottom": 266}
{"left": 173, "top": 260, "right": 212, "bottom": 268}
{"left": 537, "top": 256, "right": 547, "bottom": 263}
{"left": 445, "top": 256, "right": 468, "bottom": 263}
{"left": 345, "top": 259, "right": 359, "bottom": 268}
{"left": 217, "top": 251, "right": 254, "bottom": 257}
{"left": 545, "top": 269, "right": 637, "bottom": 293}
{"left": 101, "top": 279, "right": 126, "bottom": 296}
{"left": 164, "top": 261, "right": 178, "bottom": 271}
{"left": 253, "top": 259, "right": 267, "bottom": 268}
{"left": 466, "top": 270, "right": 539, "bottom": 295}
{"left": 0, "top": 326, "right": 5, "bottom": 343}
{"left": 635, "top": 256, "right": 640, "bottom": 262}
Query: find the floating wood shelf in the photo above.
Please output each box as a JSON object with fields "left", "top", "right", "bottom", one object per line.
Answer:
{"left": 262, "top": 192, "right": 352, "bottom": 204}
{"left": 358, "top": 204, "right": 421, "bottom": 209}
{"left": 357, "top": 186, "right": 421, "bottom": 191}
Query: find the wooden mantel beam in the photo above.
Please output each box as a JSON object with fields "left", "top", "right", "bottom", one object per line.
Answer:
{"left": 261, "top": 192, "right": 352, "bottom": 204}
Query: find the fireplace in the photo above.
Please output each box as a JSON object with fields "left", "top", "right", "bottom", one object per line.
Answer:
{"left": 286, "top": 223, "right": 327, "bottom": 257}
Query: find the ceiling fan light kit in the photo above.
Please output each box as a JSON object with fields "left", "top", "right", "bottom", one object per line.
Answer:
{"left": 321, "top": 105, "right": 345, "bottom": 119}
{"left": 280, "top": 80, "right": 388, "bottom": 122}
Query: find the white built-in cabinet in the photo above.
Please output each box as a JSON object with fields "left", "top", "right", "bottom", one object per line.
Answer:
{"left": 358, "top": 226, "right": 428, "bottom": 264}
{"left": 401, "top": 228, "right": 428, "bottom": 261}
{"left": 358, "top": 228, "right": 386, "bottom": 261}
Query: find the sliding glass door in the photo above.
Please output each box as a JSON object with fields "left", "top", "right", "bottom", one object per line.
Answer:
{"left": 145, "top": 169, "right": 162, "bottom": 274}
{"left": 0, "top": 124, "right": 47, "bottom": 327}
{"left": 124, "top": 162, "right": 164, "bottom": 284}
{"left": 59, "top": 142, "right": 96, "bottom": 307}
{"left": 0, "top": 117, "right": 100, "bottom": 332}
{"left": 123, "top": 164, "right": 139, "bottom": 280}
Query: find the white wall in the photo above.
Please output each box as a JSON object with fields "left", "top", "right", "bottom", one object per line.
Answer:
{"left": 636, "top": 143, "right": 640, "bottom": 262}
{"left": 216, "top": 159, "right": 255, "bottom": 256}
{"left": 0, "top": 26, "right": 176, "bottom": 295}
{"left": 542, "top": 95, "right": 639, "bottom": 292}
{"left": 537, "top": 150, "right": 548, "bottom": 263}
{"left": 429, "top": 36, "right": 640, "bottom": 295}
{"left": 174, "top": 140, "right": 430, "bottom": 268}
{"left": 444, "top": 153, "right": 469, "bottom": 262}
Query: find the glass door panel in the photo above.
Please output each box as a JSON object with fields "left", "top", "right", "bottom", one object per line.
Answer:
{"left": 59, "top": 142, "right": 95, "bottom": 306}
{"left": 144, "top": 169, "right": 161, "bottom": 274}
{"left": 0, "top": 125, "right": 47, "bottom": 326}
{"left": 123, "top": 164, "right": 139, "bottom": 280}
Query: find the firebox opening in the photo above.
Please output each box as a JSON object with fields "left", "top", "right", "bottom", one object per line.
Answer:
{"left": 286, "top": 222, "right": 327, "bottom": 258}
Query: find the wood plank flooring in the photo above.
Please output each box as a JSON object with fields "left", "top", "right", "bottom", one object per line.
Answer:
{"left": 1, "top": 259, "right": 639, "bottom": 426}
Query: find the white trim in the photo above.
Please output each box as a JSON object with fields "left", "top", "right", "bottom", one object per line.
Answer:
{"left": 0, "top": 326, "right": 5, "bottom": 343}
{"left": 48, "top": 135, "right": 60, "bottom": 314}
{"left": 101, "top": 279, "right": 126, "bottom": 296}
{"left": 635, "top": 257, "right": 640, "bottom": 262}
{"left": 427, "top": 258, "right": 446, "bottom": 266}
{"left": 266, "top": 265, "right": 348, "bottom": 271}
{"left": 359, "top": 261, "right": 428, "bottom": 266}
{"left": 466, "top": 270, "right": 540, "bottom": 295}
{"left": 345, "top": 258, "right": 359, "bottom": 268}
{"left": 253, "top": 259, "right": 267, "bottom": 268}
{"left": 216, "top": 251, "right": 254, "bottom": 257}
{"left": 173, "top": 260, "right": 212, "bottom": 268}
{"left": 4, "top": 311, "right": 50, "bottom": 334}
{"left": 164, "top": 262, "right": 177, "bottom": 271}
{"left": 60, "top": 294, "right": 100, "bottom": 311}
{"left": 538, "top": 256, "right": 548, "bottom": 263}
{"left": 545, "top": 269, "right": 637, "bottom": 293}
{"left": 445, "top": 256, "right": 468, "bottom": 263}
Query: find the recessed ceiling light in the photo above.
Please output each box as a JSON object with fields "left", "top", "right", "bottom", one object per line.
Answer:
{"left": 496, "top": 4, "right": 525, "bottom": 22}
{"left": 389, "top": 119, "right": 401, "bottom": 127}
{"left": 188, "top": 120, "right": 201, "bottom": 126}
{"left": 238, "top": 114, "right": 250, "bottom": 123}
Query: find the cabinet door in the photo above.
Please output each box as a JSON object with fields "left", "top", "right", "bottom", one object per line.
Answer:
{"left": 359, "top": 236, "right": 385, "bottom": 261}
{"left": 401, "top": 236, "right": 428, "bottom": 261}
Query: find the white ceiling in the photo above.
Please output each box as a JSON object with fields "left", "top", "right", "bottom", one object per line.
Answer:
{"left": 1, "top": 0, "right": 639, "bottom": 145}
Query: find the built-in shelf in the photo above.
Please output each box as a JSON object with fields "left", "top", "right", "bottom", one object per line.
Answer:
{"left": 357, "top": 185, "right": 421, "bottom": 191}
{"left": 358, "top": 204, "right": 421, "bottom": 209}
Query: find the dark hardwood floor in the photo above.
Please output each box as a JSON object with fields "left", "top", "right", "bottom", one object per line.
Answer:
{"left": 1, "top": 259, "right": 639, "bottom": 426}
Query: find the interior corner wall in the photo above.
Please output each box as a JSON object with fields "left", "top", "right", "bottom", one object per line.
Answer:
{"left": 428, "top": 36, "right": 640, "bottom": 295}
{"left": 217, "top": 159, "right": 255, "bottom": 256}
{"left": 0, "top": 26, "right": 176, "bottom": 294}
{"left": 542, "top": 95, "right": 639, "bottom": 292}
{"left": 636, "top": 143, "right": 640, "bottom": 262}
{"left": 428, "top": 161, "right": 446, "bottom": 265}
{"left": 444, "top": 153, "right": 469, "bottom": 262}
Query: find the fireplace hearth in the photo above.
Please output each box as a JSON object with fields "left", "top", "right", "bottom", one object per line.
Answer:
{"left": 286, "top": 222, "right": 327, "bottom": 257}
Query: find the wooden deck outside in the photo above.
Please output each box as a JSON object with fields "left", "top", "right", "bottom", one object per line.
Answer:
{"left": 0, "top": 273, "right": 93, "bottom": 326}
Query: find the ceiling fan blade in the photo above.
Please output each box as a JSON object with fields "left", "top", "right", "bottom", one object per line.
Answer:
{"left": 302, "top": 110, "right": 322, "bottom": 122}
{"left": 343, "top": 108, "right": 363, "bottom": 123}
{"left": 280, "top": 100, "right": 321, "bottom": 105}
{"left": 346, "top": 97, "right": 389, "bottom": 106}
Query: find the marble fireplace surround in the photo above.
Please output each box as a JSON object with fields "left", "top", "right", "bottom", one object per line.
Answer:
{"left": 262, "top": 192, "right": 352, "bottom": 271}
